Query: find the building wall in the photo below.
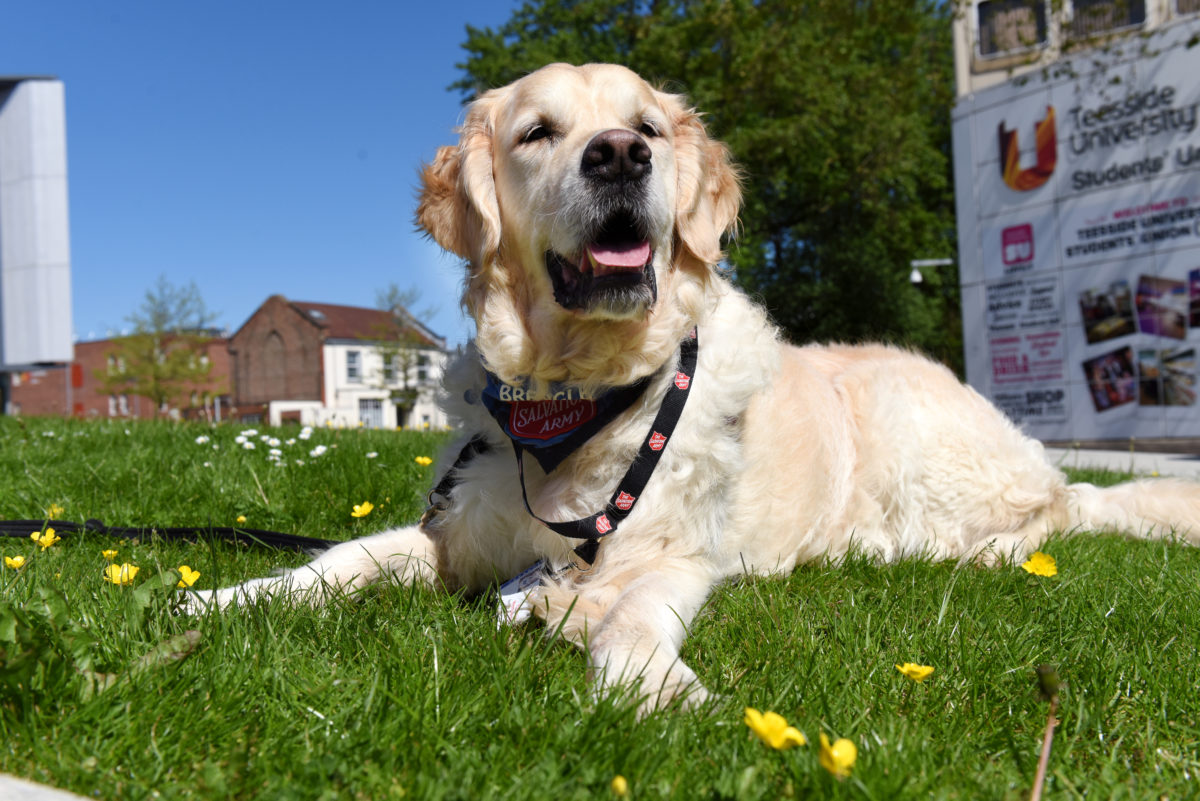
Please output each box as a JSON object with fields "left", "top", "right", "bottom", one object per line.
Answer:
{"left": 951, "top": 10, "right": 1200, "bottom": 441}
{"left": 9, "top": 337, "right": 230, "bottom": 419}
{"left": 229, "top": 295, "right": 323, "bottom": 408}
{"left": 0, "top": 78, "right": 73, "bottom": 369}
{"left": 952, "top": 2, "right": 1192, "bottom": 100}
{"left": 320, "top": 341, "right": 448, "bottom": 429}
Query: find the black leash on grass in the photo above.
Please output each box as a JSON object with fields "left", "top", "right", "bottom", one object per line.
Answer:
{"left": 0, "top": 518, "right": 338, "bottom": 552}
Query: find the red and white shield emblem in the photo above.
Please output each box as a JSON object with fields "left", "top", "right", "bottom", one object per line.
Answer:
{"left": 648, "top": 431, "right": 667, "bottom": 451}
{"left": 595, "top": 514, "right": 612, "bottom": 534}
{"left": 674, "top": 371, "right": 690, "bottom": 390}
{"left": 615, "top": 491, "right": 635, "bottom": 511}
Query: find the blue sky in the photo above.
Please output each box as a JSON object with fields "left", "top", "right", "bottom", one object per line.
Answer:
{"left": 1, "top": 0, "right": 525, "bottom": 347}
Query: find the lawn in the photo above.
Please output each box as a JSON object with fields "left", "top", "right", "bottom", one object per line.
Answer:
{"left": 1, "top": 416, "right": 1198, "bottom": 800}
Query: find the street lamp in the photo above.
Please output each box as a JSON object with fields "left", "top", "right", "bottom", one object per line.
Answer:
{"left": 909, "top": 258, "right": 954, "bottom": 284}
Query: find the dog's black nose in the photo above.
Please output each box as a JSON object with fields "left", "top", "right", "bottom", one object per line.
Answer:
{"left": 581, "top": 129, "right": 651, "bottom": 183}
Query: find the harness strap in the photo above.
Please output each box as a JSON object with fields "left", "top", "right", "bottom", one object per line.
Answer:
{"left": 512, "top": 329, "right": 698, "bottom": 565}
{"left": 427, "top": 434, "right": 491, "bottom": 509}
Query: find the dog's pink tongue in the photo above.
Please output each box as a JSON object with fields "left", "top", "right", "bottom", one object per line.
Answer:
{"left": 585, "top": 241, "right": 651, "bottom": 271}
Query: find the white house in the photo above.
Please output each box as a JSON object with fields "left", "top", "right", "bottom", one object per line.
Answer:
{"left": 229, "top": 295, "right": 450, "bottom": 429}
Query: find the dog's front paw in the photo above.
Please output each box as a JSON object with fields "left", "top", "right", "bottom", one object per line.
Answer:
{"left": 591, "top": 650, "right": 711, "bottom": 715}
{"left": 639, "top": 659, "right": 711, "bottom": 715}
{"left": 177, "top": 576, "right": 295, "bottom": 615}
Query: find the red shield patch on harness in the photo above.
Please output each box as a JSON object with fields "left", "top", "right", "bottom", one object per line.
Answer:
{"left": 595, "top": 514, "right": 612, "bottom": 534}
{"left": 508, "top": 399, "right": 596, "bottom": 440}
{"left": 615, "top": 491, "right": 635, "bottom": 511}
{"left": 674, "top": 371, "right": 690, "bottom": 390}
{"left": 648, "top": 431, "right": 667, "bottom": 451}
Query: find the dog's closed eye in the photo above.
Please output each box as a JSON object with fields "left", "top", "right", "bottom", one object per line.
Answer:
{"left": 638, "top": 120, "right": 661, "bottom": 138}
{"left": 520, "top": 122, "right": 555, "bottom": 145}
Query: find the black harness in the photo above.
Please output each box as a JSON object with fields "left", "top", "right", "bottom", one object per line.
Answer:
{"left": 427, "top": 330, "right": 698, "bottom": 565}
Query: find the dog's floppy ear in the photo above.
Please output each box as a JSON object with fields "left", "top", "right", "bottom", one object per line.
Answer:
{"left": 669, "top": 99, "right": 742, "bottom": 266}
{"left": 416, "top": 93, "right": 503, "bottom": 266}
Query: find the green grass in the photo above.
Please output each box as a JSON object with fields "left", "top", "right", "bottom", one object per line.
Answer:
{"left": 1, "top": 416, "right": 1198, "bottom": 800}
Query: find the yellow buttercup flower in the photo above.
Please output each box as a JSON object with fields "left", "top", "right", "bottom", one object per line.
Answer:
{"left": 236, "top": 515, "right": 247, "bottom": 525}
{"left": 103, "top": 563, "right": 139, "bottom": 586}
{"left": 176, "top": 565, "right": 201, "bottom": 588}
{"left": 414, "top": 456, "right": 433, "bottom": 466}
{"left": 46, "top": 503, "right": 65, "bottom": 518}
{"left": 1021, "top": 551, "right": 1057, "bottom": 577}
{"left": 610, "top": 775, "right": 628, "bottom": 797}
{"left": 30, "top": 528, "right": 61, "bottom": 550}
{"left": 819, "top": 732, "right": 857, "bottom": 778}
{"left": 744, "top": 707, "right": 807, "bottom": 750}
{"left": 896, "top": 662, "right": 935, "bottom": 682}
{"left": 4, "top": 555, "right": 26, "bottom": 570}
{"left": 351, "top": 501, "right": 374, "bottom": 518}
{"left": 101, "top": 549, "right": 118, "bottom": 561}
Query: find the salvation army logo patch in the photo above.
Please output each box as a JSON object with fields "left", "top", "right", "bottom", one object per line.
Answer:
{"left": 508, "top": 399, "right": 597, "bottom": 441}
{"left": 614, "top": 491, "right": 635, "bottom": 511}
{"left": 648, "top": 431, "right": 667, "bottom": 451}
{"left": 595, "top": 514, "right": 613, "bottom": 534}
{"left": 674, "top": 371, "right": 691, "bottom": 390}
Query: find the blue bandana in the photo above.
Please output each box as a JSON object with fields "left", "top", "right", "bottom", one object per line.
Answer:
{"left": 479, "top": 372, "right": 651, "bottom": 472}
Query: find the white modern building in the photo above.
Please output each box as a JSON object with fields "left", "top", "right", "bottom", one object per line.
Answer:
{"left": 952, "top": 2, "right": 1200, "bottom": 440}
{"left": 0, "top": 76, "right": 73, "bottom": 407}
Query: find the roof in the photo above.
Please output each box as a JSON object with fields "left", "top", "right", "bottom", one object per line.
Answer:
{"left": 0, "top": 76, "right": 59, "bottom": 91}
{"left": 289, "top": 300, "right": 445, "bottom": 349}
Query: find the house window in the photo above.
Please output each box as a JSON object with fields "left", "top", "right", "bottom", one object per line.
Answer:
{"left": 108, "top": 395, "right": 117, "bottom": 417}
{"left": 1181, "top": 0, "right": 1200, "bottom": 14}
{"left": 347, "top": 350, "right": 361, "bottom": 383}
{"left": 1069, "top": 0, "right": 1145, "bottom": 38}
{"left": 382, "top": 354, "right": 397, "bottom": 383}
{"left": 118, "top": 395, "right": 129, "bottom": 416}
{"left": 977, "top": 0, "right": 1047, "bottom": 57}
{"left": 417, "top": 354, "right": 430, "bottom": 382}
{"left": 359, "top": 398, "right": 383, "bottom": 429}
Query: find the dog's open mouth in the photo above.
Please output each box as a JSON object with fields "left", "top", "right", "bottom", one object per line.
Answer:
{"left": 546, "top": 210, "right": 657, "bottom": 316}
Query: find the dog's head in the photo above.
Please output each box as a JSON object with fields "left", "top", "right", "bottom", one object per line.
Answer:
{"left": 418, "top": 63, "right": 740, "bottom": 393}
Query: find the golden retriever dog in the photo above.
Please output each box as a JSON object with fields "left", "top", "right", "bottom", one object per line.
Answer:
{"left": 190, "top": 63, "right": 1200, "bottom": 712}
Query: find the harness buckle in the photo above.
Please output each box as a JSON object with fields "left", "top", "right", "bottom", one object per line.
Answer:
{"left": 419, "top": 500, "right": 447, "bottom": 529}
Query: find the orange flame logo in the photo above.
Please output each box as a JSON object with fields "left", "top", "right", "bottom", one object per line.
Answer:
{"left": 998, "top": 106, "right": 1057, "bottom": 191}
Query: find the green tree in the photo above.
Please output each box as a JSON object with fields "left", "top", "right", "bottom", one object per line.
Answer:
{"left": 454, "top": 0, "right": 962, "bottom": 372}
{"left": 367, "top": 285, "right": 438, "bottom": 428}
{"left": 98, "top": 276, "right": 222, "bottom": 416}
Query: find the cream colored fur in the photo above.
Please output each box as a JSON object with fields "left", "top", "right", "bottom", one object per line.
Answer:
{"left": 188, "top": 63, "right": 1200, "bottom": 714}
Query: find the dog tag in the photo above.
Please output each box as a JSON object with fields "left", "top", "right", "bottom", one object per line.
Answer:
{"left": 496, "top": 560, "right": 549, "bottom": 627}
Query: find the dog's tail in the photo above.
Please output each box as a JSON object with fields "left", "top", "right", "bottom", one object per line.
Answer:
{"left": 1062, "top": 478, "right": 1200, "bottom": 545}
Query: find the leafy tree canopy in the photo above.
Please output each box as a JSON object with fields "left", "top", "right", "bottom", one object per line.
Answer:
{"left": 128, "top": 274, "right": 217, "bottom": 336}
{"left": 453, "top": 0, "right": 962, "bottom": 372}
{"left": 98, "top": 276, "right": 221, "bottom": 415}
{"left": 368, "top": 284, "right": 440, "bottom": 426}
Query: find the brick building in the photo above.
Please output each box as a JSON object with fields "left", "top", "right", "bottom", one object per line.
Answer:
{"left": 9, "top": 335, "right": 231, "bottom": 419}
{"left": 229, "top": 295, "right": 448, "bottom": 428}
